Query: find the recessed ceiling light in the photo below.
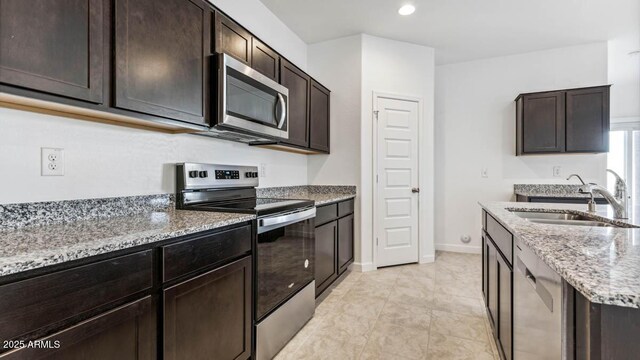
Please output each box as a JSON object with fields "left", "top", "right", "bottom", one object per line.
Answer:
{"left": 398, "top": 4, "right": 415, "bottom": 16}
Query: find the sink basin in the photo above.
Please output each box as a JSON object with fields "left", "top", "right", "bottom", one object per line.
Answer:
{"left": 511, "top": 211, "right": 595, "bottom": 221}
{"left": 526, "top": 218, "right": 613, "bottom": 227}
{"left": 510, "top": 211, "right": 626, "bottom": 228}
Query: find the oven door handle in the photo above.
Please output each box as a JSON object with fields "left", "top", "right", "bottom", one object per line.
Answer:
{"left": 258, "top": 207, "right": 316, "bottom": 233}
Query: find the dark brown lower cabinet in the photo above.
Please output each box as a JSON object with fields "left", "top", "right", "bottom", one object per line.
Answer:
{"left": 315, "top": 221, "right": 338, "bottom": 296}
{"left": 487, "top": 238, "right": 498, "bottom": 328}
{"left": 497, "top": 252, "right": 513, "bottom": 360}
{"left": 0, "top": 297, "right": 156, "bottom": 359}
{"left": 315, "top": 199, "right": 355, "bottom": 297}
{"left": 337, "top": 214, "right": 354, "bottom": 274}
{"left": 163, "top": 256, "right": 251, "bottom": 360}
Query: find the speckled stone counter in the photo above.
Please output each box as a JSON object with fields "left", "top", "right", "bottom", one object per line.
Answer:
{"left": 0, "top": 195, "right": 254, "bottom": 277}
{"left": 480, "top": 201, "right": 640, "bottom": 308}
{"left": 257, "top": 185, "right": 356, "bottom": 205}
{"left": 514, "top": 184, "right": 604, "bottom": 198}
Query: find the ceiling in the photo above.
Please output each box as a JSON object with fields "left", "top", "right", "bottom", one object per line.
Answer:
{"left": 259, "top": 0, "right": 640, "bottom": 64}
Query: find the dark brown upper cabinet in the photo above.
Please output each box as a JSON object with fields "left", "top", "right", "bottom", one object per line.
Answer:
{"left": 309, "top": 80, "right": 331, "bottom": 153}
{"left": 214, "top": 12, "right": 252, "bottom": 65}
{"left": 566, "top": 86, "right": 610, "bottom": 153}
{"left": 280, "top": 58, "right": 311, "bottom": 148}
{"left": 114, "top": 0, "right": 210, "bottom": 125}
{"left": 0, "top": 0, "right": 104, "bottom": 103}
{"left": 517, "top": 91, "right": 565, "bottom": 154}
{"left": 516, "top": 85, "right": 610, "bottom": 155}
{"left": 251, "top": 38, "right": 279, "bottom": 82}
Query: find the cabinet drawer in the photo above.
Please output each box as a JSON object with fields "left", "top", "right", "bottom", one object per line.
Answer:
{"left": 486, "top": 214, "right": 513, "bottom": 264}
{"left": 482, "top": 210, "right": 487, "bottom": 230}
{"left": 162, "top": 225, "right": 252, "bottom": 282}
{"left": 315, "top": 204, "right": 337, "bottom": 226}
{"left": 0, "top": 250, "right": 153, "bottom": 342}
{"left": 338, "top": 199, "right": 354, "bottom": 217}
{"left": 0, "top": 297, "right": 156, "bottom": 359}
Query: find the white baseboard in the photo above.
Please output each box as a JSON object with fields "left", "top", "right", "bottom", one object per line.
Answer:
{"left": 435, "top": 243, "right": 481, "bottom": 254}
{"left": 352, "top": 262, "right": 376, "bottom": 272}
{"left": 420, "top": 254, "right": 435, "bottom": 264}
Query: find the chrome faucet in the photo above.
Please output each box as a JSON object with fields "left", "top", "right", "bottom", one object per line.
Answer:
{"left": 566, "top": 172, "right": 629, "bottom": 219}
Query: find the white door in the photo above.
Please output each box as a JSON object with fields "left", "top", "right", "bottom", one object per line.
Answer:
{"left": 375, "top": 95, "right": 420, "bottom": 267}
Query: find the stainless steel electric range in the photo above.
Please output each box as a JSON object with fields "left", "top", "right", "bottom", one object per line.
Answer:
{"left": 176, "top": 162, "right": 316, "bottom": 360}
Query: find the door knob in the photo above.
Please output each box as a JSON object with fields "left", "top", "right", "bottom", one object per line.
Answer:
{"left": 412, "top": 188, "right": 420, "bottom": 193}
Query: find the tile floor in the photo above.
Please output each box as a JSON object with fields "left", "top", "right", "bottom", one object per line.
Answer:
{"left": 274, "top": 251, "right": 499, "bottom": 360}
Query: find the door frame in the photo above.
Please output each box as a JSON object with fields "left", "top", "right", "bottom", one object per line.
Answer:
{"left": 372, "top": 92, "right": 423, "bottom": 269}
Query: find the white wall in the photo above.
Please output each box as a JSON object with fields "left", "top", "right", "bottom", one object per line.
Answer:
{"left": 307, "top": 35, "right": 363, "bottom": 267}
{"left": 305, "top": 34, "right": 436, "bottom": 271}
{"left": 435, "top": 42, "right": 609, "bottom": 253}
{"left": 0, "top": 0, "right": 309, "bottom": 204}
{"left": 360, "top": 35, "right": 436, "bottom": 269}
{"left": 608, "top": 36, "right": 640, "bottom": 122}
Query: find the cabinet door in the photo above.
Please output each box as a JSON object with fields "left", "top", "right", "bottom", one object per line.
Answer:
{"left": 337, "top": 214, "right": 354, "bottom": 274}
{"left": 280, "top": 58, "right": 310, "bottom": 148}
{"left": 487, "top": 238, "right": 498, "bottom": 331}
{"left": 315, "top": 221, "right": 337, "bottom": 296}
{"left": 114, "top": 0, "right": 210, "bottom": 125}
{"left": 164, "top": 256, "right": 251, "bottom": 360}
{"left": 497, "top": 252, "right": 513, "bottom": 360}
{"left": 215, "top": 12, "right": 252, "bottom": 65}
{"left": 0, "top": 297, "right": 156, "bottom": 359}
{"left": 0, "top": 0, "right": 103, "bottom": 103}
{"left": 482, "top": 233, "right": 488, "bottom": 304}
{"left": 521, "top": 92, "right": 565, "bottom": 153}
{"left": 566, "top": 86, "right": 610, "bottom": 153}
{"left": 251, "top": 38, "right": 279, "bottom": 82}
{"left": 309, "top": 79, "right": 331, "bottom": 153}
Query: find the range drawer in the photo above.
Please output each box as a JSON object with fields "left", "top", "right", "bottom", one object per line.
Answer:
{"left": 486, "top": 214, "right": 513, "bottom": 264}
{"left": 162, "top": 225, "right": 252, "bottom": 282}
{"left": 338, "top": 199, "right": 354, "bottom": 217}
{"left": 315, "top": 204, "right": 337, "bottom": 226}
{"left": 0, "top": 250, "right": 153, "bottom": 342}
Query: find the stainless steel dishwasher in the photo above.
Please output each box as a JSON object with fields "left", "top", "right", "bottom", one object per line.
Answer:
{"left": 513, "top": 238, "right": 573, "bottom": 360}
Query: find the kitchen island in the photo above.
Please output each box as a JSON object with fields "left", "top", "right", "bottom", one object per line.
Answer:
{"left": 479, "top": 201, "right": 640, "bottom": 360}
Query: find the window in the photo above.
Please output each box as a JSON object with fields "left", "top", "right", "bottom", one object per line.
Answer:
{"left": 607, "top": 123, "right": 640, "bottom": 213}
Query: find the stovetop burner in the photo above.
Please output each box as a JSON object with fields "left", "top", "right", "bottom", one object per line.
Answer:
{"left": 188, "top": 198, "right": 314, "bottom": 217}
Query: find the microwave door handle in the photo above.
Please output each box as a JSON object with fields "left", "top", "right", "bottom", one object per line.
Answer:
{"left": 275, "top": 93, "right": 287, "bottom": 129}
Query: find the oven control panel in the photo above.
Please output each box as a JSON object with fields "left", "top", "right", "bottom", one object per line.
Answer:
{"left": 215, "top": 170, "right": 240, "bottom": 180}
{"left": 177, "top": 163, "right": 259, "bottom": 190}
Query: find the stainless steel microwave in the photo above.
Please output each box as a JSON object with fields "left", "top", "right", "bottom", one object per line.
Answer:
{"left": 212, "top": 53, "right": 289, "bottom": 141}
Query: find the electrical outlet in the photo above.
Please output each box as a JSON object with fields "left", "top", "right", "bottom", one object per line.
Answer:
{"left": 481, "top": 167, "right": 488, "bottom": 178}
{"left": 41, "top": 148, "right": 64, "bottom": 176}
{"left": 553, "top": 166, "right": 561, "bottom": 177}
{"left": 260, "top": 163, "right": 267, "bottom": 178}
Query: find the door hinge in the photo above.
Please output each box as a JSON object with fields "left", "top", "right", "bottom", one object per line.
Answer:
{"left": 373, "top": 110, "right": 379, "bottom": 120}
{"left": 376, "top": 174, "right": 379, "bottom": 183}
{"left": 376, "top": 238, "right": 379, "bottom": 246}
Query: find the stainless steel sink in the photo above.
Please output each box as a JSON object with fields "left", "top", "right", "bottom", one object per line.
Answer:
{"left": 526, "top": 218, "right": 613, "bottom": 227}
{"left": 510, "top": 211, "right": 627, "bottom": 228}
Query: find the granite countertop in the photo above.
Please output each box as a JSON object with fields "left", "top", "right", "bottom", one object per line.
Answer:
{"left": 514, "top": 184, "right": 604, "bottom": 198}
{"left": 0, "top": 185, "right": 356, "bottom": 279}
{"left": 0, "top": 194, "right": 255, "bottom": 278}
{"left": 0, "top": 209, "right": 254, "bottom": 278}
{"left": 480, "top": 201, "right": 640, "bottom": 308}
{"left": 258, "top": 185, "right": 356, "bottom": 205}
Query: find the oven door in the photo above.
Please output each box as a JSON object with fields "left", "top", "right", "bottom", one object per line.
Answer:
{"left": 218, "top": 53, "right": 289, "bottom": 140}
{"left": 256, "top": 207, "right": 315, "bottom": 321}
